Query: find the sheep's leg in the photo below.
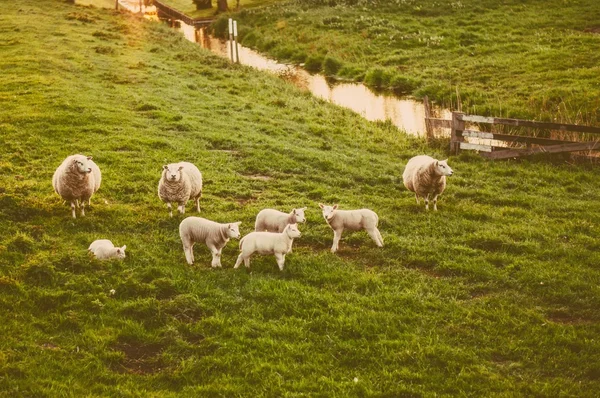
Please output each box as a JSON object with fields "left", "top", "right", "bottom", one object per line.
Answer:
{"left": 367, "top": 228, "right": 384, "bottom": 247}
{"left": 208, "top": 243, "right": 221, "bottom": 268}
{"left": 275, "top": 252, "right": 286, "bottom": 271}
{"left": 183, "top": 243, "right": 194, "bottom": 265}
{"left": 80, "top": 201, "right": 86, "bottom": 217}
{"left": 432, "top": 194, "right": 439, "bottom": 211}
{"left": 331, "top": 229, "right": 343, "bottom": 253}
{"left": 415, "top": 194, "right": 420, "bottom": 204}
{"left": 167, "top": 203, "right": 173, "bottom": 218}
{"left": 195, "top": 197, "right": 201, "bottom": 213}
{"left": 71, "top": 201, "right": 77, "bottom": 219}
{"left": 178, "top": 202, "right": 185, "bottom": 215}
{"left": 424, "top": 194, "right": 430, "bottom": 211}
{"left": 235, "top": 252, "right": 251, "bottom": 269}
{"left": 243, "top": 256, "right": 250, "bottom": 268}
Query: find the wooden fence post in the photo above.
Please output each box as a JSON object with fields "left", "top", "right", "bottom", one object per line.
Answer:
{"left": 451, "top": 112, "right": 465, "bottom": 154}
{"left": 423, "top": 95, "right": 433, "bottom": 142}
{"left": 115, "top": 0, "right": 119, "bottom": 10}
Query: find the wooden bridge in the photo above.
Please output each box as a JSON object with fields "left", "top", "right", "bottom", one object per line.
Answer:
{"left": 152, "top": 0, "right": 213, "bottom": 27}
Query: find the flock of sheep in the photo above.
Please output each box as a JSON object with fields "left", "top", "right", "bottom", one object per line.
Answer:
{"left": 52, "top": 153, "right": 454, "bottom": 270}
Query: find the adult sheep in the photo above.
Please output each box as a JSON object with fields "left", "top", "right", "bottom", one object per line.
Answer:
{"left": 52, "top": 154, "right": 100, "bottom": 218}
{"left": 158, "top": 162, "right": 203, "bottom": 217}
{"left": 402, "top": 155, "right": 453, "bottom": 211}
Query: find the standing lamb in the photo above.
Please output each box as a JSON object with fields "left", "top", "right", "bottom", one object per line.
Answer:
{"left": 402, "top": 155, "right": 453, "bottom": 211}
{"left": 254, "top": 207, "right": 307, "bottom": 232}
{"left": 234, "top": 223, "right": 302, "bottom": 271}
{"left": 52, "top": 154, "right": 100, "bottom": 218}
{"left": 179, "top": 217, "right": 242, "bottom": 267}
{"left": 88, "top": 239, "right": 126, "bottom": 260}
{"left": 158, "top": 162, "right": 203, "bottom": 217}
{"left": 319, "top": 204, "right": 383, "bottom": 253}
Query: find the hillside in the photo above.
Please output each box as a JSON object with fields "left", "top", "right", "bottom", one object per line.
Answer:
{"left": 1, "top": 0, "right": 600, "bottom": 396}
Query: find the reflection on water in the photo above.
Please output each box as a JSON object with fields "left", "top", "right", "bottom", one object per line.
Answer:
{"left": 177, "top": 23, "right": 451, "bottom": 136}
{"left": 76, "top": 0, "right": 451, "bottom": 136}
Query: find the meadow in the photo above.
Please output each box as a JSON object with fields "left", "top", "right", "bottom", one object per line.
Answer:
{"left": 214, "top": 0, "right": 600, "bottom": 123}
{"left": 158, "top": 0, "right": 278, "bottom": 19}
{"left": 1, "top": 0, "right": 600, "bottom": 396}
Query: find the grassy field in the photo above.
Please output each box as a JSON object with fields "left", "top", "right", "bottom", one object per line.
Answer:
{"left": 1, "top": 0, "right": 600, "bottom": 396}
{"left": 158, "top": 0, "right": 278, "bottom": 19}
{"left": 212, "top": 0, "right": 600, "bottom": 123}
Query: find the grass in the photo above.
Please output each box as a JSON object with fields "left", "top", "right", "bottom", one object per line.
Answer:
{"left": 214, "top": 0, "right": 600, "bottom": 123}
{"left": 1, "top": 0, "right": 600, "bottom": 396}
{"left": 158, "top": 0, "right": 279, "bottom": 19}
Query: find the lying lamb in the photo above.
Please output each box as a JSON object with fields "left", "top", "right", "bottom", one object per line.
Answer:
{"left": 319, "top": 204, "right": 383, "bottom": 253}
{"left": 234, "top": 223, "right": 301, "bottom": 271}
{"left": 88, "top": 239, "right": 126, "bottom": 260}
{"left": 179, "top": 216, "right": 242, "bottom": 267}
{"left": 158, "top": 162, "right": 203, "bottom": 217}
{"left": 52, "top": 154, "right": 100, "bottom": 218}
{"left": 254, "top": 207, "right": 307, "bottom": 232}
{"left": 402, "top": 155, "right": 453, "bottom": 211}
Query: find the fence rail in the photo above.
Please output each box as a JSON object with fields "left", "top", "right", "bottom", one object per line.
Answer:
{"left": 422, "top": 97, "right": 600, "bottom": 160}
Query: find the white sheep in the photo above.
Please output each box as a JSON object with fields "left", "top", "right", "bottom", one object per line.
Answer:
{"left": 158, "top": 162, "right": 203, "bottom": 217}
{"left": 319, "top": 204, "right": 383, "bottom": 253}
{"left": 88, "top": 239, "right": 126, "bottom": 260}
{"left": 234, "top": 223, "right": 301, "bottom": 271}
{"left": 179, "top": 217, "right": 242, "bottom": 267}
{"left": 52, "top": 154, "right": 99, "bottom": 218}
{"left": 254, "top": 207, "right": 307, "bottom": 232}
{"left": 88, "top": 158, "right": 101, "bottom": 206}
{"left": 402, "top": 155, "right": 453, "bottom": 211}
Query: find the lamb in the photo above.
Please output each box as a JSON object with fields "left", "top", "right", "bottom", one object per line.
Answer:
{"left": 158, "top": 162, "right": 203, "bottom": 217}
{"left": 179, "top": 217, "right": 242, "bottom": 267}
{"left": 402, "top": 155, "right": 453, "bottom": 211}
{"left": 88, "top": 239, "right": 126, "bottom": 260}
{"left": 52, "top": 154, "right": 100, "bottom": 218}
{"left": 234, "top": 223, "right": 301, "bottom": 271}
{"left": 319, "top": 204, "right": 383, "bottom": 253}
{"left": 254, "top": 207, "right": 307, "bottom": 232}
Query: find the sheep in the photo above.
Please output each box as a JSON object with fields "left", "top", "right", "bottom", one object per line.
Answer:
{"left": 234, "top": 223, "right": 301, "bottom": 271}
{"left": 319, "top": 204, "right": 383, "bottom": 253}
{"left": 88, "top": 239, "right": 126, "bottom": 260}
{"left": 88, "top": 158, "right": 101, "bottom": 206}
{"left": 402, "top": 155, "right": 453, "bottom": 211}
{"left": 158, "top": 162, "right": 203, "bottom": 217}
{"left": 254, "top": 207, "right": 307, "bottom": 232}
{"left": 52, "top": 154, "right": 99, "bottom": 218}
{"left": 179, "top": 217, "right": 242, "bottom": 267}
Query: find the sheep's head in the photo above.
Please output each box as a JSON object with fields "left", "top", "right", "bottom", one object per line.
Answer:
{"left": 319, "top": 203, "right": 338, "bottom": 221}
{"left": 115, "top": 245, "right": 126, "bottom": 260}
{"left": 435, "top": 159, "right": 453, "bottom": 177}
{"left": 285, "top": 223, "right": 301, "bottom": 238}
{"left": 163, "top": 164, "right": 184, "bottom": 182}
{"left": 227, "top": 222, "right": 242, "bottom": 239}
{"left": 73, "top": 156, "right": 93, "bottom": 174}
{"left": 293, "top": 207, "right": 307, "bottom": 223}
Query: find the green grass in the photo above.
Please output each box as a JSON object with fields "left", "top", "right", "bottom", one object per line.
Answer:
{"left": 159, "top": 0, "right": 278, "bottom": 19}
{"left": 216, "top": 0, "right": 600, "bottom": 123}
{"left": 1, "top": 0, "right": 600, "bottom": 396}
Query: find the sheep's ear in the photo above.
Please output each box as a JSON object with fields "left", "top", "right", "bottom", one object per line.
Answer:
{"left": 333, "top": 204, "right": 338, "bottom": 210}
{"left": 319, "top": 203, "right": 324, "bottom": 209}
{"left": 122, "top": 245, "right": 126, "bottom": 251}
{"left": 442, "top": 159, "right": 448, "bottom": 163}
{"left": 163, "top": 165, "right": 168, "bottom": 170}
{"left": 236, "top": 221, "right": 242, "bottom": 225}
{"left": 178, "top": 166, "right": 184, "bottom": 171}
{"left": 302, "top": 207, "right": 307, "bottom": 211}
{"left": 87, "top": 156, "right": 93, "bottom": 160}
{"left": 435, "top": 160, "right": 439, "bottom": 166}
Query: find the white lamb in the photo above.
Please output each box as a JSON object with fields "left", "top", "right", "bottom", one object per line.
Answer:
{"left": 402, "top": 155, "right": 453, "bottom": 211}
{"left": 254, "top": 207, "right": 307, "bottom": 232}
{"left": 88, "top": 239, "right": 126, "bottom": 260}
{"left": 319, "top": 204, "right": 383, "bottom": 253}
{"left": 52, "top": 154, "right": 100, "bottom": 218}
{"left": 179, "top": 217, "right": 242, "bottom": 267}
{"left": 234, "top": 223, "right": 301, "bottom": 271}
{"left": 158, "top": 162, "right": 203, "bottom": 217}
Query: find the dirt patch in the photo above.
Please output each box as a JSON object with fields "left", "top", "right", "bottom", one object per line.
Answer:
{"left": 112, "top": 342, "right": 165, "bottom": 375}
{"left": 244, "top": 174, "right": 272, "bottom": 181}
{"left": 547, "top": 312, "right": 594, "bottom": 326}
{"left": 583, "top": 27, "right": 600, "bottom": 34}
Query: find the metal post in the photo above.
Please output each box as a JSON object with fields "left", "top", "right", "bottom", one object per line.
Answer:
{"left": 228, "top": 18, "right": 234, "bottom": 62}
{"left": 233, "top": 20, "right": 240, "bottom": 63}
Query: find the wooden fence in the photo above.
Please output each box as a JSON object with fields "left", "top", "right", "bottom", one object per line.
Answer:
{"left": 423, "top": 98, "right": 600, "bottom": 160}
{"left": 152, "top": 0, "right": 213, "bottom": 27}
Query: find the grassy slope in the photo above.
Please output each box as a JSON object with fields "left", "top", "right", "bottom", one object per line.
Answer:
{"left": 215, "top": 0, "right": 600, "bottom": 123}
{"left": 1, "top": 0, "right": 600, "bottom": 396}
